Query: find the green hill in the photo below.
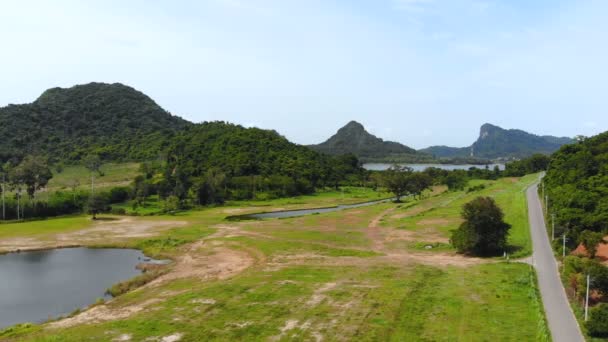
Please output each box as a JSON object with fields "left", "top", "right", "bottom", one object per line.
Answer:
{"left": 544, "top": 133, "right": 608, "bottom": 242}
{"left": 0, "top": 82, "right": 191, "bottom": 163}
{"left": 309, "top": 121, "right": 432, "bottom": 163}
{"left": 421, "top": 123, "right": 573, "bottom": 159}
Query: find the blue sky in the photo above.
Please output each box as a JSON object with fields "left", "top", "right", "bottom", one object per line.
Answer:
{"left": 0, "top": 0, "right": 606, "bottom": 148}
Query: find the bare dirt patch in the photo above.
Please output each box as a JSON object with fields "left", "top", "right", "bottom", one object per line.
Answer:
{"left": 58, "top": 218, "right": 187, "bottom": 242}
{"left": 49, "top": 297, "right": 164, "bottom": 329}
{"left": 152, "top": 241, "right": 255, "bottom": 284}
{"left": 307, "top": 282, "right": 338, "bottom": 306}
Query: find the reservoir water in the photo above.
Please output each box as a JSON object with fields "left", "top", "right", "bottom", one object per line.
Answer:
{"left": 245, "top": 198, "right": 393, "bottom": 219}
{"left": 0, "top": 248, "right": 149, "bottom": 329}
{"left": 363, "top": 163, "right": 505, "bottom": 171}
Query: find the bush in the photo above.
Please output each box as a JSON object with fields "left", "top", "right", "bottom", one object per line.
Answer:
{"left": 466, "top": 184, "right": 486, "bottom": 193}
{"left": 450, "top": 196, "right": 511, "bottom": 256}
{"left": 110, "top": 207, "right": 126, "bottom": 215}
{"left": 586, "top": 303, "right": 608, "bottom": 337}
{"left": 108, "top": 186, "right": 131, "bottom": 204}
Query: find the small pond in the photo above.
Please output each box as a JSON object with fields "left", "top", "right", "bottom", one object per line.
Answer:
{"left": 363, "top": 163, "right": 505, "bottom": 171}
{"left": 0, "top": 247, "right": 156, "bottom": 329}
{"left": 246, "top": 198, "right": 393, "bottom": 219}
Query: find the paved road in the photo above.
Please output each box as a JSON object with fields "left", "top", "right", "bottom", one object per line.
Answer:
{"left": 527, "top": 182, "right": 584, "bottom": 342}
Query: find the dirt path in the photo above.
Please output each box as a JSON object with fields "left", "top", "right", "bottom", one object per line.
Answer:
{"left": 366, "top": 207, "right": 397, "bottom": 252}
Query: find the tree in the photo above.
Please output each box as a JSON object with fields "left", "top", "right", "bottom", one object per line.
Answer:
{"left": 586, "top": 303, "right": 608, "bottom": 337}
{"left": 163, "top": 195, "right": 180, "bottom": 214}
{"left": 83, "top": 154, "right": 103, "bottom": 195}
{"left": 383, "top": 165, "right": 413, "bottom": 202}
{"left": 87, "top": 194, "right": 109, "bottom": 220}
{"left": 0, "top": 162, "right": 9, "bottom": 220}
{"left": 445, "top": 171, "right": 468, "bottom": 191}
{"left": 405, "top": 172, "right": 433, "bottom": 199}
{"left": 10, "top": 156, "right": 53, "bottom": 200}
{"left": 579, "top": 230, "right": 606, "bottom": 259}
{"left": 450, "top": 196, "right": 511, "bottom": 256}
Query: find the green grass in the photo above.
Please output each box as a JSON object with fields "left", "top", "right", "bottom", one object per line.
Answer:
{"left": 226, "top": 186, "right": 392, "bottom": 208}
{"left": 6, "top": 263, "right": 548, "bottom": 341}
{"left": 111, "top": 195, "right": 163, "bottom": 216}
{"left": 0, "top": 178, "right": 549, "bottom": 341}
{"left": 0, "top": 216, "right": 92, "bottom": 240}
{"left": 385, "top": 174, "right": 538, "bottom": 258}
{"left": 46, "top": 163, "right": 141, "bottom": 192}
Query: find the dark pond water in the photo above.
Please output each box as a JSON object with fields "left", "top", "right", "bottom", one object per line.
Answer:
{"left": 363, "top": 163, "right": 505, "bottom": 171}
{"left": 247, "top": 198, "right": 393, "bottom": 219}
{"left": 0, "top": 248, "right": 150, "bottom": 329}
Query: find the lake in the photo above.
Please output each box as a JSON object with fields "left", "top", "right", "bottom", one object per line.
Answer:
{"left": 0, "top": 248, "right": 152, "bottom": 329}
{"left": 363, "top": 163, "right": 505, "bottom": 171}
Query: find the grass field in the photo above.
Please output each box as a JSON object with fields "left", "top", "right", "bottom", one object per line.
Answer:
{"left": 381, "top": 174, "right": 537, "bottom": 258}
{"left": 0, "top": 175, "right": 548, "bottom": 341}
{"left": 46, "top": 163, "right": 141, "bottom": 192}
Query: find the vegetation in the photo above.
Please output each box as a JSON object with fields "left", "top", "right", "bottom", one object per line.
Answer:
{"left": 145, "top": 121, "right": 364, "bottom": 207}
{"left": 587, "top": 303, "right": 608, "bottom": 337}
{"left": 544, "top": 131, "right": 608, "bottom": 248}
{"left": 383, "top": 165, "right": 432, "bottom": 201}
{"left": 450, "top": 196, "right": 511, "bottom": 256}
{"left": 0, "top": 82, "right": 189, "bottom": 164}
{"left": 504, "top": 153, "right": 551, "bottom": 176}
{"left": 0, "top": 171, "right": 547, "bottom": 340}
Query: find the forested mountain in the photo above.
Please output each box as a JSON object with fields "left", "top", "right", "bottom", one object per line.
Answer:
{"left": 420, "top": 123, "right": 574, "bottom": 159}
{"left": 0, "top": 82, "right": 191, "bottom": 163}
{"left": 158, "top": 122, "right": 363, "bottom": 202}
{"left": 310, "top": 121, "right": 432, "bottom": 163}
{"left": 544, "top": 132, "right": 608, "bottom": 244}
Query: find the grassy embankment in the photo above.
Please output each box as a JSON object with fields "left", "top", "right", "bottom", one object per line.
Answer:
{"left": 380, "top": 174, "right": 537, "bottom": 258}
{"left": 0, "top": 174, "right": 549, "bottom": 341}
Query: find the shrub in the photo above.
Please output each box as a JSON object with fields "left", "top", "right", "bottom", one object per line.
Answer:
{"left": 110, "top": 207, "right": 126, "bottom": 215}
{"left": 586, "top": 303, "right": 608, "bottom": 337}
{"left": 108, "top": 186, "right": 131, "bottom": 204}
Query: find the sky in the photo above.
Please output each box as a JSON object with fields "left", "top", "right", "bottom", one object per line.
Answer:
{"left": 0, "top": 0, "right": 607, "bottom": 149}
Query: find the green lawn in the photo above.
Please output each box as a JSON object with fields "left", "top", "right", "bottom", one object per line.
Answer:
{"left": 0, "top": 216, "right": 92, "bottom": 240}
{"left": 46, "top": 163, "right": 141, "bottom": 192}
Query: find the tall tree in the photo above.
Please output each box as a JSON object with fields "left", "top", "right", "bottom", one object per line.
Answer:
{"left": 383, "top": 165, "right": 413, "bottom": 202}
{"left": 579, "top": 230, "right": 606, "bottom": 259}
{"left": 83, "top": 154, "right": 102, "bottom": 195}
{"left": 11, "top": 156, "right": 53, "bottom": 200}
{"left": 405, "top": 172, "right": 433, "bottom": 199}
{"left": 0, "top": 162, "right": 8, "bottom": 220}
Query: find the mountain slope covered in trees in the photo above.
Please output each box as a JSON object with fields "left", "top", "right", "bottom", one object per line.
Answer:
{"left": 421, "top": 123, "right": 573, "bottom": 159}
{"left": 309, "top": 121, "right": 432, "bottom": 163}
{"left": 154, "top": 121, "right": 363, "bottom": 203}
{"left": 0, "top": 82, "right": 191, "bottom": 163}
{"left": 544, "top": 132, "right": 608, "bottom": 244}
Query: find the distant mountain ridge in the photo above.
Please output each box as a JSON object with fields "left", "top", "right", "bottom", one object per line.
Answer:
{"left": 309, "top": 121, "right": 432, "bottom": 162}
{"left": 420, "top": 123, "right": 574, "bottom": 159}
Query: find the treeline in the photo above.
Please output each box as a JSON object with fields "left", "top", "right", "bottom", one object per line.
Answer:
{"left": 544, "top": 133, "right": 607, "bottom": 245}
{"left": 132, "top": 122, "right": 364, "bottom": 208}
{"left": 542, "top": 132, "right": 608, "bottom": 337}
